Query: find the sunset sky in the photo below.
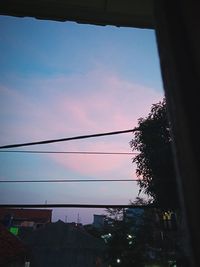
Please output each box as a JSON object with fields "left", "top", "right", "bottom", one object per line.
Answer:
{"left": 0, "top": 15, "right": 164, "bottom": 224}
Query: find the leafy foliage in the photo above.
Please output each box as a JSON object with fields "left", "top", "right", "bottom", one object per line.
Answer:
{"left": 130, "top": 98, "right": 180, "bottom": 209}
{"left": 104, "top": 203, "right": 165, "bottom": 267}
{"left": 105, "top": 208, "right": 124, "bottom": 221}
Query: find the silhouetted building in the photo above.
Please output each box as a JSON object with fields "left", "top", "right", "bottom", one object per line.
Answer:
{"left": 0, "top": 223, "right": 29, "bottom": 267}
{"left": 0, "top": 208, "right": 52, "bottom": 229}
{"left": 93, "top": 214, "right": 106, "bottom": 229}
{"left": 21, "top": 220, "right": 106, "bottom": 267}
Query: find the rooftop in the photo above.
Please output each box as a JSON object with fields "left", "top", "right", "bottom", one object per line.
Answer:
{"left": 0, "top": 223, "right": 28, "bottom": 266}
{"left": 0, "top": 208, "right": 52, "bottom": 223}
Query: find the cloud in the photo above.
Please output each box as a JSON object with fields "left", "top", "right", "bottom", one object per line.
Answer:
{"left": 49, "top": 142, "right": 134, "bottom": 178}
{"left": 0, "top": 68, "right": 163, "bottom": 177}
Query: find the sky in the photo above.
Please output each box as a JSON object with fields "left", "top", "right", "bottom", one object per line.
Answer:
{"left": 0, "top": 15, "right": 164, "bottom": 224}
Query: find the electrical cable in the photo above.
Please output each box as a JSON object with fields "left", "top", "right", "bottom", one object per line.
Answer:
{"left": 0, "top": 128, "right": 139, "bottom": 149}
{"left": 0, "top": 150, "right": 138, "bottom": 155}
{"left": 0, "top": 179, "right": 139, "bottom": 183}
{"left": 0, "top": 203, "right": 155, "bottom": 209}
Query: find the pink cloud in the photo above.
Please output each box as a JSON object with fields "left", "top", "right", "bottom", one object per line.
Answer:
{"left": 50, "top": 142, "right": 134, "bottom": 177}
{"left": 0, "top": 68, "right": 163, "bottom": 178}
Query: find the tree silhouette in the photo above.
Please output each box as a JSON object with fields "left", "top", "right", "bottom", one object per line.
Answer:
{"left": 130, "top": 98, "right": 180, "bottom": 209}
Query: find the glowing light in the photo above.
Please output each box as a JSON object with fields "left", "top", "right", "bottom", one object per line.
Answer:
{"left": 116, "top": 258, "right": 121, "bottom": 264}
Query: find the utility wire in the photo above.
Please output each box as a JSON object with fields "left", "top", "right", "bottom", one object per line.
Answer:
{"left": 0, "top": 179, "right": 139, "bottom": 183}
{"left": 0, "top": 203, "right": 155, "bottom": 209}
{"left": 0, "top": 150, "right": 138, "bottom": 155}
{"left": 0, "top": 128, "right": 139, "bottom": 149}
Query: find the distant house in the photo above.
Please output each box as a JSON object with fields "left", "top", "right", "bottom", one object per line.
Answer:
{"left": 125, "top": 207, "right": 144, "bottom": 227}
{"left": 93, "top": 214, "right": 106, "bottom": 229}
{"left": 0, "top": 223, "right": 29, "bottom": 267}
{"left": 0, "top": 208, "right": 52, "bottom": 229}
{"left": 21, "top": 220, "right": 106, "bottom": 267}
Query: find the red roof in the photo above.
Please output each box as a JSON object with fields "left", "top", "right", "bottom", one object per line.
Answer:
{"left": 0, "top": 224, "right": 28, "bottom": 265}
{"left": 0, "top": 208, "right": 52, "bottom": 223}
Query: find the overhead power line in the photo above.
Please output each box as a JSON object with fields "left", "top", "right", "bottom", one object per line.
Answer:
{"left": 0, "top": 150, "right": 138, "bottom": 155}
{"left": 0, "top": 179, "right": 139, "bottom": 183}
{"left": 0, "top": 128, "right": 139, "bottom": 149}
{"left": 0, "top": 203, "right": 155, "bottom": 209}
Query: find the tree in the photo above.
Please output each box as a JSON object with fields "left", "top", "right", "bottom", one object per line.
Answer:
{"left": 130, "top": 99, "right": 191, "bottom": 266}
{"left": 130, "top": 98, "right": 180, "bottom": 209}
{"left": 101, "top": 99, "right": 183, "bottom": 266}
{"left": 103, "top": 200, "right": 165, "bottom": 267}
